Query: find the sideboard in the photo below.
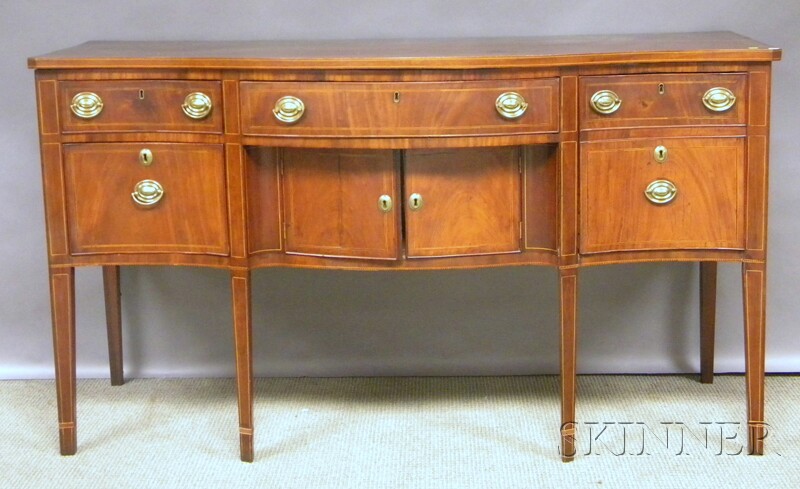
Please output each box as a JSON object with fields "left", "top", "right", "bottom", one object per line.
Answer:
{"left": 29, "top": 32, "right": 781, "bottom": 462}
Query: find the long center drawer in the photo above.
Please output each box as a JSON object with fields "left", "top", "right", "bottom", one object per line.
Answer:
{"left": 240, "top": 79, "right": 559, "bottom": 138}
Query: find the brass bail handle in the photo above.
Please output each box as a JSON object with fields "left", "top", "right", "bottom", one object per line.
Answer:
{"left": 70, "top": 92, "right": 104, "bottom": 119}
{"left": 644, "top": 179, "right": 677, "bottom": 205}
{"left": 131, "top": 179, "right": 165, "bottom": 207}
{"left": 273, "top": 96, "right": 305, "bottom": 123}
{"left": 702, "top": 87, "right": 736, "bottom": 112}
{"left": 495, "top": 92, "right": 528, "bottom": 119}
{"left": 182, "top": 92, "right": 213, "bottom": 119}
{"left": 590, "top": 89, "right": 621, "bottom": 115}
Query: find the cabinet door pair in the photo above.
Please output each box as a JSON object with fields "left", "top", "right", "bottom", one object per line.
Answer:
{"left": 282, "top": 148, "right": 521, "bottom": 260}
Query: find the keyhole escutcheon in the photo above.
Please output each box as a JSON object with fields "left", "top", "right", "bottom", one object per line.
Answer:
{"left": 409, "top": 193, "right": 423, "bottom": 211}
{"left": 654, "top": 145, "right": 668, "bottom": 163}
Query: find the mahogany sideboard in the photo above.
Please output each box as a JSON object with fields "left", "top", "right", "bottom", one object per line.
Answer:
{"left": 29, "top": 32, "right": 781, "bottom": 462}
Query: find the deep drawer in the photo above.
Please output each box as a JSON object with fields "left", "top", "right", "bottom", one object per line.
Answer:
{"left": 59, "top": 81, "right": 223, "bottom": 133}
{"left": 579, "top": 137, "right": 745, "bottom": 253}
{"left": 63, "top": 143, "right": 229, "bottom": 255}
{"left": 240, "top": 79, "right": 559, "bottom": 137}
{"left": 580, "top": 73, "right": 746, "bottom": 129}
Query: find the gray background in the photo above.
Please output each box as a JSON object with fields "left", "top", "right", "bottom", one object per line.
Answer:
{"left": 1, "top": 0, "right": 797, "bottom": 379}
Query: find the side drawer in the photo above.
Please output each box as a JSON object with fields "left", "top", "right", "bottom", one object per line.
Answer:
{"left": 240, "top": 79, "right": 559, "bottom": 137}
{"left": 63, "top": 143, "right": 229, "bottom": 255}
{"left": 579, "top": 137, "right": 745, "bottom": 253}
{"left": 580, "top": 73, "right": 746, "bottom": 129}
{"left": 59, "top": 81, "right": 223, "bottom": 133}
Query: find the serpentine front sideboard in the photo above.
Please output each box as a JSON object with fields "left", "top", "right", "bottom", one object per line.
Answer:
{"left": 29, "top": 32, "right": 781, "bottom": 462}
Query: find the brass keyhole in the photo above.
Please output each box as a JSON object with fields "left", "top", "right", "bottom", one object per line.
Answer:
{"left": 409, "top": 193, "right": 423, "bottom": 210}
{"left": 393, "top": 91, "right": 401, "bottom": 103}
{"left": 378, "top": 194, "right": 393, "bottom": 212}
{"left": 654, "top": 145, "right": 668, "bottom": 163}
{"left": 658, "top": 83, "right": 665, "bottom": 95}
{"left": 139, "top": 89, "right": 145, "bottom": 100}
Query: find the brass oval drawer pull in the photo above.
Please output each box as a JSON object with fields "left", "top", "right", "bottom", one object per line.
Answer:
{"left": 590, "top": 89, "right": 621, "bottom": 115}
{"left": 702, "top": 87, "right": 736, "bottom": 112}
{"left": 378, "top": 195, "right": 393, "bottom": 213}
{"left": 644, "top": 179, "right": 677, "bottom": 205}
{"left": 495, "top": 92, "right": 528, "bottom": 119}
{"left": 131, "top": 179, "right": 164, "bottom": 207}
{"left": 273, "top": 95, "right": 305, "bottom": 124}
{"left": 182, "top": 92, "right": 213, "bottom": 119}
{"left": 70, "top": 92, "right": 104, "bottom": 119}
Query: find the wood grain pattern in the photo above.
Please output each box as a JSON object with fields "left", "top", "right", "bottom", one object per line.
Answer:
{"left": 580, "top": 137, "right": 745, "bottom": 253}
{"left": 240, "top": 79, "right": 558, "bottom": 138}
{"left": 524, "top": 145, "right": 558, "bottom": 251}
{"left": 27, "top": 32, "right": 781, "bottom": 70}
{"left": 405, "top": 147, "right": 521, "bottom": 257}
{"left": 246, "top": 148, "right": 282, "bottom": 254}
{"left": 63, "top": 143, "right": 229, "bottom": 255}
{"left": 282, "top": 149, "right": 400, "bottom": 259}
{"left": 59, "top": 81, "right": 223, "bottom": 134}
{"left": 580, "top": 73, "right": 747, "bottom": 129}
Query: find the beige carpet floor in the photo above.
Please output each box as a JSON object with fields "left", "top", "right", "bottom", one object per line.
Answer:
{"left": 0, "top": 375, "right": 797, "bottom": 488}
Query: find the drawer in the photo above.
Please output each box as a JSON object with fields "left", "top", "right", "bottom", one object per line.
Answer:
{"left": 580, "top": 138, "right": 745, "bottom": 253}
{"left": 63, "top": 143, "right": 229, "bottom": 255}
{"left": 59, "top": 81, "right": 223, "bottom": 133}
{"left": 580, "top": 74, "right": 746, "bottom": 129}
{"left": 240, "top": 79, "right": 559, "bottom": 137}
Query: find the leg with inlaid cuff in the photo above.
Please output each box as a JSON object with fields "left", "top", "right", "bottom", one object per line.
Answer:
{"left": 559, "top": 267, "right": 579, "bottom": 462}
{"left": 102, "top": 266, "right": 124, "bottom": 386}
{"left": 50, "top": 267, "right": 77, "bottom": 455}
{"left": 743, "top": 261, "right": 767, "bottom": 454}
{"left": 231, "top": 269, "right": 254, "bottom": 462}
{"left": 699, "top": 261, "right": 717, "bottom": 384}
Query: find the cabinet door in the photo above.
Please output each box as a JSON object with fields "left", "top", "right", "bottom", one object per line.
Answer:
{"left": 282, "top": 149, "right": 400, "bottom": 259}
{"left": 405, "top": 147, "right": 521, "bottom": 257}
{"left": 580, "top": 137, "right": 745, "bottom": 253}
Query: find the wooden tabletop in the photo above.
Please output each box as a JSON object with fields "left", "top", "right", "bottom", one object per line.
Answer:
{"left": 28, "top": 32, "right": 781, "bottom": 70}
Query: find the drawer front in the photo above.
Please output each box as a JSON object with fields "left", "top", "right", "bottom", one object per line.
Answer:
{"left": 581, "top": 74, "right": 746, "bottom": 129}
{"left": 580, "top": 138, "right": 745, "bottom": 253}
{"left": 63, "top": 143, "right": 229, "bottom": 255}
{"left": 59, "top": 81, "right": 223, "bottom": 133}
{"left": 240, "top": 79, "right": 559, "bottom": 137}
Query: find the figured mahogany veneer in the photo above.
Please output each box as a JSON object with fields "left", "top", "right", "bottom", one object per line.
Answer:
{"left": 240, "top": 79, "right": 559, "bottom": 137}
{"left": 580, "top": 137, "right": 746, "bottom": 253}
{"left": 59, "top": 80, "right": 223, "bottom": 134}
{"left": 29, "top": 32, "right": 781, "bottom": 463}
{"left": 580, "top": 73, "right": 747, "bottom": 129}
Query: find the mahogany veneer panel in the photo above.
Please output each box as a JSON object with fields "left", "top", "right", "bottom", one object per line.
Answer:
{"left": 580, "top": 138, "right": 745, "bottom": 253}
{"left": 59, "top": 81, "right": 223, "bottom": 134}
{"left": 405, "top": 147, "right": 521, "bottom": 257}
{"left": 240, "top": 79, "right": 558, "bottom": 138}
{"left": 282, "top": 149, "right": 400, "bottom": 259}
{"left": 63, "top": 143, "right": 229, "bottom": 255}
{"left": 580, "top": 74, "right": 747, "bottom": 129}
